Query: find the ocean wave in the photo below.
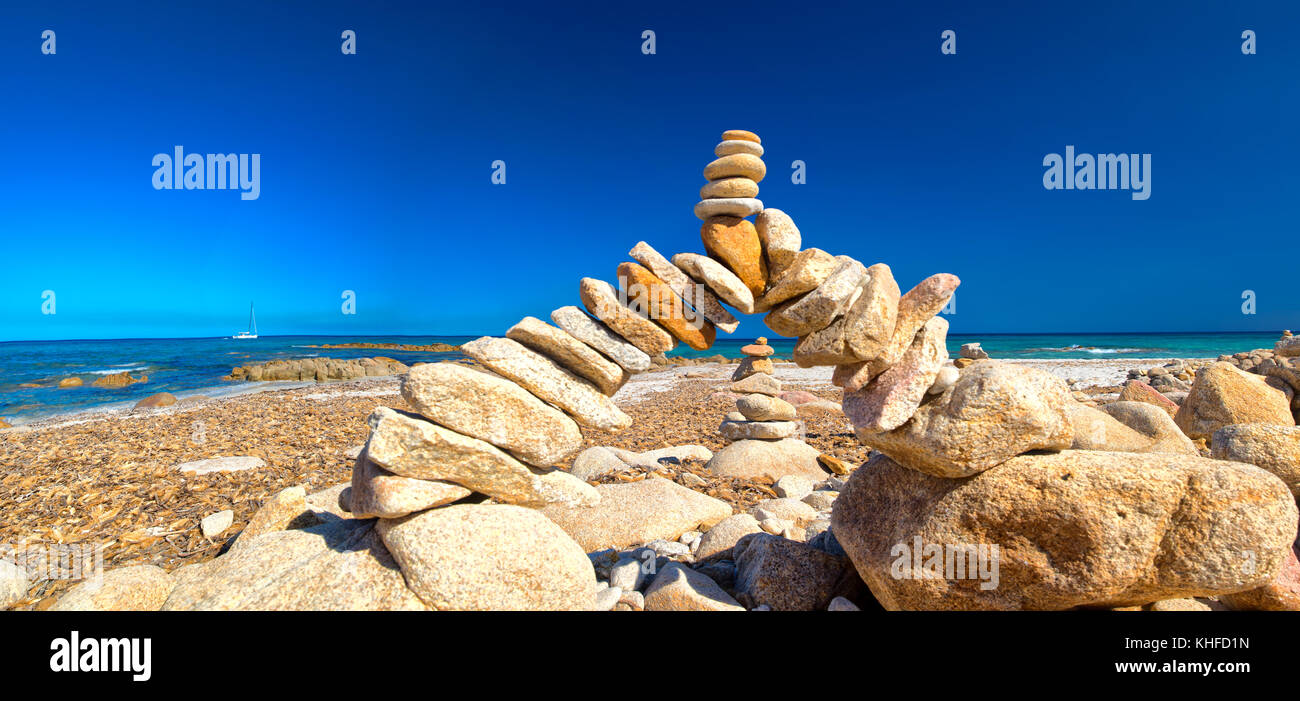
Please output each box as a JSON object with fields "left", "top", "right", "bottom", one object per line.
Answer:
{"left": 1026, "top": 345, "right": 1158, "bottom": 355}
{"left": 85, "top": 364, "right": 150, "bottom": 375}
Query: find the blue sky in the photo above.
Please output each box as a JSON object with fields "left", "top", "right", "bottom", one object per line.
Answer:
{"left": 1, "top": 0, "right": 1296, "bottom": 341}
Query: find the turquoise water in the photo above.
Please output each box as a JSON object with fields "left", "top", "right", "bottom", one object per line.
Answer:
{"left": 0, "top": 332, "right": 1282, "bottom": 424}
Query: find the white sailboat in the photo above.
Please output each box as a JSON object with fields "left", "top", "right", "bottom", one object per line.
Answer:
{"left": 233, "top": 303, "right": 258, "bottom": 339}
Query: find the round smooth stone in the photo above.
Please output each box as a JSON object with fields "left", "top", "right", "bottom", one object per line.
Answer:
{"left": 700, "top": 177, "right": 759, "bottom": 200}
{"left": 756, "top": 337, "right": 768, "bottom": 345}
{"left": 722, "top": 129, "right": 761, "bottom": 144}
{"left": 694, "top": 198, "right": 763, "bottom": 220}
{"left": 741, "top": 344, "right": 774, "bottom": 357}
{"left": 714, "top": 140, "right": 764, "bottom": 158}
{"left": 703, "top": 154, "right": 765, "bottom": 183}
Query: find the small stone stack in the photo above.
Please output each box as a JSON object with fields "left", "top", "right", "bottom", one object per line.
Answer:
{"left": 720, "top": 341, "right": 800, "bottom": 444}
{"left": 732, "top": 336, "right": 775, "bottom": 381}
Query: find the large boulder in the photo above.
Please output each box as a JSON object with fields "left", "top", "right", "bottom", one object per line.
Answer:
{"left": 377, "top": 504, "right": 595, "bottom": 610}
{"left": 1174, "top": 362, "right": 1295, "bottom": 442}
{"left": 52, "top": 565, "right": 174, "bottom": 611}
{"left": 1220, "top": 541, "right": 1300, "bottom": 611}
{"left": 1069, "top": 402, "right": 1197, "bottom": 455}
{"left": 855, "top": 361, "right": 1073, "bottom": 478}
{"left": 1211, "top": 423, "right": 1300, "bottom": 499}
{"left": 401, "top": 362, "right": 583, "bottom": 467}
{"left": 540, "top": 476, "right": 732, "bottom": 552}
{"left": 732, "top": 533, "right": 856, "bottom": 611}
{"left": 704, "top": 438, "right": 829, "bottom": 482}
{"left": 831, "top": 451, "right": 1298, "bottom": 610}
{"left": 1117, "top": 380, "right": 1179, "bottom": 417}
{"left": 163, "top": 519, "right": 428, "bottom": 610}
{"left": 1099, "top": 401, "right": 1198, "bottom": 455}
{"left": 643, "top": 562, "right": 745, "bottom": 611}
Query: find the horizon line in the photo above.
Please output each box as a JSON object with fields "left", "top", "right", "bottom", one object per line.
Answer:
{"left": 0, "top": 330, "right": 1287, "bottom": 345}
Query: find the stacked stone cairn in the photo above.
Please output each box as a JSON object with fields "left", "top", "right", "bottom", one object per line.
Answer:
{"left": 719, "top": 337, "right": 803, "bottom": 443}
{"left": 44, "top": 129, "right": 1298, "bottom": 612}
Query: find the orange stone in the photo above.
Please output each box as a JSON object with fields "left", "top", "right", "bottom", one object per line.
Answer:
{"left": 700, "top": 216, "right": 767, "bottom": 300}
{"left": 616, "top": 262, "right": 716, "bottom": 351}
{"left": 722, "top": 129, "right": 761, "bottom": 144}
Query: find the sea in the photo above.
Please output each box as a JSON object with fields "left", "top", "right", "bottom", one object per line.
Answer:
{"left": 0, "top": 332, "right": 1282, "bottom": 424}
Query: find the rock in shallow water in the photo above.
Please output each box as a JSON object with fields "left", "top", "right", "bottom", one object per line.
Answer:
{"left": 831, "top": 451, "right": 1299, "bottom": 610}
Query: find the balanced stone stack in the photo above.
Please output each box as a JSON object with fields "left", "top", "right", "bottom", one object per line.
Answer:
{"left": 732, "top": 336, "right": 775, "bottom": 381}
{"left": 720, "top": 341, "right": 801, "bottom": 444}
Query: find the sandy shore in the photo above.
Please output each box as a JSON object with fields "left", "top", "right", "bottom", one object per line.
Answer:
{"left": 0, "top": 357, "right": 1189, "bottom": 608}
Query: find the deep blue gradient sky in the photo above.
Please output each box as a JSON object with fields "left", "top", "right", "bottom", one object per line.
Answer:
{"left": 2, "top": 1, "right": 1296, "bottom": 341}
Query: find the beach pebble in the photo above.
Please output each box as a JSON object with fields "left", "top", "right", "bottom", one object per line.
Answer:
{"left": 715, "top": 139, "right": 764, "bottom": 157}
{"left": 928, "top": 366, "right": 960, "bottom": 395}
{"left": 828, "top": 596, "right": 861, "bottom": 611}
{"left": 730, "top": 373, "right": 782, "bottom": 396}
{"left": 737, "top": 394, "right": 797, "bottom": 422}
{"left": 201, "top": 510, "right": 234, "bottom": 539}
{"left": 960, "top": 343, "right": 990, "bottom": 360}
{"left": 594, "top": 585, "right": 623, "bottom": 611}
{"left": 176, "top": 456, "right": 267, "bottom": 475}
{"left": 731, "top": 356, "right": 775, "bottom": 382}
{"left": 704, "top": 153, "right": 766, "bottom": 183}
{"left": 570, "top": 446, "right": 628, "bottom": 481}
{"left": 343, "top": 444, "right": 365, "bottom": 460}
{"left": 774, "top": 475, "right": 814, "bottom": 500}
{"left": 801, "top": 490, "right": 838, "bottom": 511}
{"left": 643, "top": 562, "right": 744, "bottom": 611}
{"left": 759, "top": 517, "right": 792, "bottom": 535}
{"left": 720, "top": 419, "right": 800, "bottom": 441}
{"left": 722, "top": 129, "right": 761, "bottom": 144}
{"left": 694, "top": 197, "right": 763, "bottom": 220}
{"left": 705, "top": 438, "right": 827, "bottom": 482}
{"left": 695, "top": 514, "right": 764, "bottom": 561}
{"left": 751, "top": 497, "right": 818, "bottom": 524}
{"left": 617, "top": 589, "right": 645, "bottom": 611}
{"left": 700, "top": 177, "right": 759, "bottom": 199}
{"left": 681, "top": 472, "right": 708, "bottom": 488}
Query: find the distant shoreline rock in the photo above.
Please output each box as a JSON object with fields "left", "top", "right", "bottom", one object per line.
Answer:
{"left": 303, "top": 342, "right": 460, "bottom": 353}
{"left": 226, "top": 356, "right": 409, "bottom": 382}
